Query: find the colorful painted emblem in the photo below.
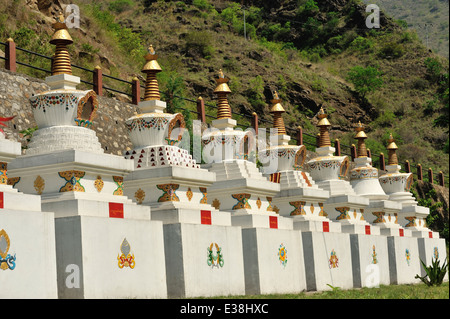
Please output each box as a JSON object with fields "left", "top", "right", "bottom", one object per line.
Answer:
{"left": 58, "top": 170, "right": 86, "bottom": 192}
{"left": 157, "top": 184, "right": 180, "bottom": 202}
{"left": 113, "top": 176, "right": 124, "bottom": 196}
{"left": 212, "top": 198, "right": 221, "bottom": 210}
{"left": 371, "top": 245, "right": 378, "bottom": 264}
{"left": 231, "top": 193, "right": 251, "bottom": 210}
{"left": 335, "top": 207, "right": 350, "bottom": 220}
{"left": 278, "top": 244, "right": 287, "bottom": 267}
{"left": 186, "top": 187, "right": 193, "bottom": 202}
{"left": 207, "top": 243, "right": 224, "bottom": 268}
{"left": 0, "top": 229, "right": 16, "bottom": 271}
{"left": 0, "top": 162, "right": 7, "bottom": 185}
{"left": 329, "top": 249, "right": 339, "bottom": 269}
{"left": 134, "top": 188, "right": 145, "bottom": 204}
{"left": 289, "top": 201, "right": 306, "bottom": 216}
{"left": 117, "top": 238, "right": 135, "bottom": 269}
{"left": 34, "top": 175, "right": 45, "bottom": 195}
{"left": 405, "top": 248, "right": 411, "bottom": 266}
{"left": 433, "top": 247, "right": 439, "bottom": 260}
{"left": 199, "top": 187, "right": 208, "bottom": 204}
{"left": 94, "top": 176, "right": 104, "bottom": 192}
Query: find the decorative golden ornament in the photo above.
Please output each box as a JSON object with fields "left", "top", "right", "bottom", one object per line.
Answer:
{"left": 214, "top": 69, "right": 232, "bottom": 120}
{"left": 212, "top": 198, "right": 221, "bottom": 210}
{"left": 134, "top": 188, "right": 145, "bottom": 204}
{"left": 256, "top": 197, "right": 262, "bottom": 209}
{"left": 34, "top": 175, "right": 45, "bottom": 195}
{"left": 270, "top": 91, "right": 287, "bottom": 135}
{"left": 386, "top": 133, "right": 399, "bottom": 165}
{"left": 142, "top": 45, "right": 162, "bottom": 101}
{"left": 50, "top": 12, "right": 73, "bottom": 75}
{"left": 186, "top": 187, "right": 193, "bottom": 202}
{"left": 355, "top": 121, "right": 368, "bottom": 158}
{"left": 0, "top": 162, "right": 7, "bottom": 185}
{"left": 94, "top": 176, "right": 104, "bottom": 192}
{"left": 316, "top": 107, "right": 332, "bottom": 148}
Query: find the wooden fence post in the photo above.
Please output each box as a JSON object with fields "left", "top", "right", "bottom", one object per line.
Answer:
{"left": 379, "top": 152, "right": 385, "bottom": 171}
{"left": 438, "top": 171, "right": 444, "bottom": 187}
{"left": 5, "top": 38, "right": 16, "bottom": 72}
{"left": 405, "top": 160, "right": 411, "bottom": 173}
{"left": 334, "top": 139, "right": 341, "bottom": 156}
{"left": 132, "top": 77, "right": 140, "bottom": 105}
{"left": 196, "top": 96, "right": 206, "bottom": 123}
{"left": 417, "top": 164, "right": 423, "bottom": 181}
{"left": 93, "top": 66, "right": 102, "bottom": 96}
{"left": 351, "top": 144, "right": 357, "bottom": 161}
{"left": 297, "top": 126, "right": 303, "bottom": 146}
{"left": 251, "top": 112, "right": 258, "bottom": 134}
{"left": 428, "top": 168, "right": 434, "bottom": 184}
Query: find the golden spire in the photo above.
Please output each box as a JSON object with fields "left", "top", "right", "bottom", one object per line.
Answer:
{"left": 270, "top": 91, "right": 286, "bottom": 135}
{"left": 214, "top": 69, "right": 232, "bottom": 120}
{"left": 142, "top": 45, "right": 162, "bottom": 101}
{"left": 386, "top": 133, "right": 399, "bottom": 165}
{"left": 317, "top": 107, "right": 332, "bottom": 147}
{"left": 355, "top": 121, "right": 368, "bottom": 158}
{"left": 50, "top": 12, "right": 73, "bottom": 75}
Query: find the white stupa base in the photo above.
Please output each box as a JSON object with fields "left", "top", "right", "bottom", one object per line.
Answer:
{"left": 350, "top": 234, "right": 391, "bottom": 288}
{"left": 55, "top": 215, "right": 167, "bottom": 298}
{"left": 242, "top": 228, "right": 307, "bottom": 295}
{"left": 387, "top": 236, "right": 422, "bottom": 285}
{"left": 417, "top": 237, "right": 448, "bottom": 281}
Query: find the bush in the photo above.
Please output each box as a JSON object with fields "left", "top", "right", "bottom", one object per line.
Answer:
{"left": 424, "top": 57, "right": 444, "bottom": 83}
{"left": 185, "top": 30, "right": 215, "bottom": 59}
{"left": 415, "top": 258, "right": 448, "bottom": 287}
{"left": 378, "top": 42, "right": 405, "bottom": 59}
{"left": 108, "top": 0, "right": 133, "bottom": 13}
{"left": 350, "top": 36, "right": 373, "bottom": 52}
{"left": 347, "top": 65, "right": 384, "bottom": 98}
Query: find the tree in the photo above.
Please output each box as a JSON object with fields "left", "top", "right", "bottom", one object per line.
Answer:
{"left": 347, "top": 66, "right": 383, "bottom": 98}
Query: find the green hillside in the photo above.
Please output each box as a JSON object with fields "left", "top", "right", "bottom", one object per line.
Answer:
{"left": 362, "top": 0, "right": 449, "bottom": 58}
{"left": 1, "top": 0, "right": 448, "bottom": 176}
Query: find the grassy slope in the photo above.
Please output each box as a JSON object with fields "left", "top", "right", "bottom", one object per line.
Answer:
{"left": 0, "top": 0, "right": 448, "bottom": 177}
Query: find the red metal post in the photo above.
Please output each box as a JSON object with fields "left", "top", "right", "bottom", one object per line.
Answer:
{"left": 5, "top": 38, "right": 16, "bottom": 72}
{"left": 334, "top": 139, "right": 341, "bottom": 156}
{"left": 132, "top": 77, "right": 140, "bottom": 105}
{"left": 251, "top": 112, "right": 258, "bottom": 134}
{"left": 93, "top": 66, "right": 102, "bottom": 96}
{"left": 297, "top": 126, "right": 303, "bottom": 146}
{"left": 196, "top": 96, "right": 206, "bottom": 123}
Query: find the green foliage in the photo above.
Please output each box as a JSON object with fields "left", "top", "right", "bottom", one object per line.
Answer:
{"left": 297, "top": 0, "right": 319, "bottom": 15}
{"left": 90, "top": 4, "right": 145, "bottom": 61}
{"left": 158, "top": 71, "right": 186, "bottom": 114}
{"left": 246, "top": 75, "right": 266, "bottom": 109}
{"left": 19, "top": 126, "right": 38, "bottom": 149}
{"left": 378, "top": 42, "right": 405, "bottom": 59}
{"left": 424, "top": 58, "right": 444, "bottom": 83}
{"left": 350, "top": 36, "right": 373, "bottom": 52}
{"left": 415, "top": 258, "right": 448, "bottom": 287}
{"left": 347, "top": 66, "right": 384, "bottom": 98}
{"left": 108, "top": 0, "right": 133, "bottom": 14}
{"left": 184, "top": 30, "right": 215, "bottom": 59}
{"left": 192, "top": 0, "right": 214, "bottom": 12}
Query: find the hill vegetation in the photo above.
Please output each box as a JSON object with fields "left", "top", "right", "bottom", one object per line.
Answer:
{"left": 0, "top": 0, "right": 448, "bottom": 236}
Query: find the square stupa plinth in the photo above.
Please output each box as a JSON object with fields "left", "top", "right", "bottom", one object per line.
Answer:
{"left": 0, "top": 137, "right": 57, "bottom": 298}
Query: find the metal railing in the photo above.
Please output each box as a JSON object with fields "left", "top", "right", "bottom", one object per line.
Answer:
{"left": 1, "top": 38, "right": 448, "bottom": 188}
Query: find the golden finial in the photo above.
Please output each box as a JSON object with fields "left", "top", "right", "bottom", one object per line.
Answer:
{"left": 214, "top": 69, "right": 232, "bottom": 120}
{"left": 386, "top": 133, "right": 399, "bottom": 165}
{"left": 317, "top": 106, "right": 332, "bottom": 147}
{"left": 142, "top": 44, "right": 162, "bottom": 101}
{"left": 49, "top": 11, "right": 73, "bottom": 76}
{"left": 354, "top": 121, "right": 368, "bottom": 158}
{"left": 270, "top": 90, "right": 286, "bottom": 135}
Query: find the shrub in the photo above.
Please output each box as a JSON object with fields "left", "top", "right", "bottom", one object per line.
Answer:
{"left": 378, "top": 42, "right": 405, "bottom": 59}
{"left": 350, "top": 36, "right": 373, "bottom": 52}
{"left": 415, "top": 258, "right": 448, "bottom": 287}
{"left": 347, "top": 66, "right": 384, "bottom": 98}
{"left": 108, "top": 0, "right": 133, "bottom": 13}
{"left": 185, "top": 30, "right": 215, "bottom": 59}
{"left": 424, "top": 57, "right": 444, "bottom": 83}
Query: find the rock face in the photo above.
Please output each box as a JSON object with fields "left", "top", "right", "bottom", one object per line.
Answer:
{"left": 0, "top": 68, "right": 135, "bottom": 156}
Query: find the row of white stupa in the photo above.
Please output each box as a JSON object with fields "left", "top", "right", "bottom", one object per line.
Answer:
{"left": 0, "top": 15, "right": 445, "bottom": 298}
